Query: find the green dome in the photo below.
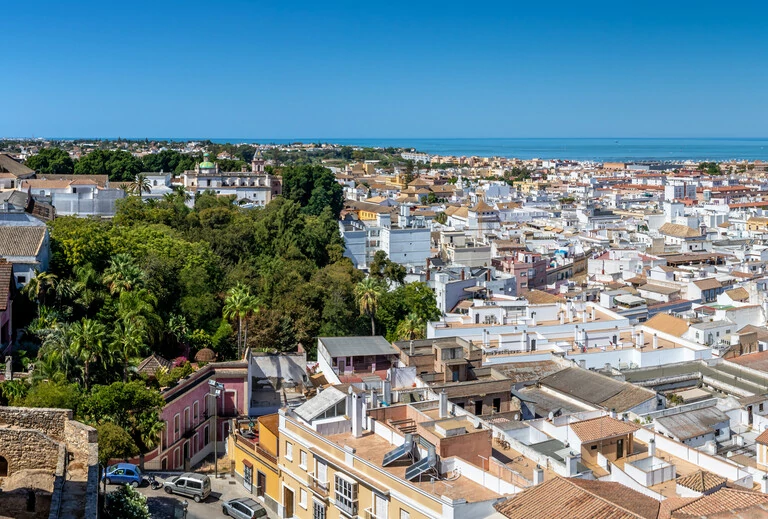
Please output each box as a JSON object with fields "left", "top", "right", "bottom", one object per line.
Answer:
{"left": 199, "top": 161, "right": 215, "bottom": 168}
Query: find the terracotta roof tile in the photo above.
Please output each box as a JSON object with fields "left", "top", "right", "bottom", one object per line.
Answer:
{"left": 569, "top": 416, "right": 640, "bottom": 443}
{"left": 669, "top": 488, "right": 768, "bottom": 518}
{"left": 0, "top": 259, "right": 13, "bottom": 312}
{"left": 494, "top": 476, "right": 660, "bottom": 519}
{"left": 660, "top": 222, "right": 702, "bottom": 238}
{"left": 0, "top": 226, "right": 47, "bottom": 257}
{"left": 676, "top": 470, "right": 726, "bottom": 493}
{"left": 644, "top": 313, "right": 690, "bottom": 337}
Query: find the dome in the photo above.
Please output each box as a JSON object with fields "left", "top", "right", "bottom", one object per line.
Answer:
{"left": 194, "top": 348, "right": 217, "bottom": 362}
{"left": 199, "top": 152, "right": 215, "bottom": 169}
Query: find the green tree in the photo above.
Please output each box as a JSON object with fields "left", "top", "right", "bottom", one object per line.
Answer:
{"left": 97, "top": 423, "right": 140, "bottom": 465}
{"left": 395, "top": 312, "right": 426, "bottom": 340}
{"left": 434, "top": 212, "right": 448, "bottom": 225}
{"left": 354, "top": 277, "right": 386, "bottom": 336}
{"left": 111, "top": 320, "right": 146, "bottom": 382}
{"left": 23, "top": 270, "right": 58, "bottom": 307}
{"left": 281, "top": 164, "right": 344, "bottom": 218}
{"left": 23, "top": 381, "right": 82, "bottom": 412}
{"left": 74, "top": 150, "right": 143, "bottom": 182}
{"left": 103, "top": 254, "right": 144, "bottom": 295}
{"left": 223, "top": 284, "right": 259, "bottom": 359}
{"left": 105, "top": 484, "right": 150, "bottom": 519}
{"left": 68, "top": 318, "right": 109, "bottom": 390}
{"left": 130, "top": 173, "right": 152, "bottom": 197}
{"left": 25, "top": 148, "right": 74, "bottom": 175}
{"left": 82, "top": 381, "right": 164, "bottom": 451}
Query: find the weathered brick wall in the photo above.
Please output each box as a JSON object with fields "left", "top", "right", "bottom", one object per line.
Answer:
{"left": 0, "top": 429, "right": 62, "bottom": 473}
{"left": 0, "top": 408, "right": 71, "bottom": 441}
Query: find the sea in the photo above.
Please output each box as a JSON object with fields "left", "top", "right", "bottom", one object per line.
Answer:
{"left": 204, "top": 137, "right": 768, "bottom": 162}
{"left": 44, "top": 137, "right": 768, "bottom": 162}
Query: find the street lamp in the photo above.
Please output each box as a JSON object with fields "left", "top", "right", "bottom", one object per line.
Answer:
{"left": 206, "top": 380, "right": 225, "bottom": 478}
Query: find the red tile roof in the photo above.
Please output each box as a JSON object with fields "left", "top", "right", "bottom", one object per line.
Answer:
{"left": 494, "top": 476, "right": 660, "bottom": 519}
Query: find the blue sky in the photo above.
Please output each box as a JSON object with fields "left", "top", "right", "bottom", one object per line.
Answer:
{"left": 3, "top": 1, "right": 767, "bottom": 139}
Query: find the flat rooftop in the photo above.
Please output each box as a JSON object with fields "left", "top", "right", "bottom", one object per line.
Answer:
{"left": 327, "top": 431, "right": 501, "bottom": 502}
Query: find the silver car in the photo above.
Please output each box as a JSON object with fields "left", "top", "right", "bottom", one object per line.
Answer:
{"left": 222, "top": 498, "right": 267, "bottom": 518}
{"left": 163, "top": 472, "right": 211, "bottom": 502}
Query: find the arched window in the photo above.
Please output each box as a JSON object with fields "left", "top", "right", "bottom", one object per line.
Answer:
{"left": 0, "top": 456, "right": 8, "bottom": 476}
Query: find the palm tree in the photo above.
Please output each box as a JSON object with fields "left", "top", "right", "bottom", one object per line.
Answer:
{"left": 103, "top": 253, "right": 144, "bottom": 295}
{"left": 131, "top": 173, "right": 151, "bottom": 197}
{"left": 354, "top": 277, "right": 385, "bottom": 336}
{"left": 223, "top": 284, "right": 259, "bottom": 359}
{"left": 173, "top": 185, "right": 192, "bottom": 203}
{"left": 111, "top": 320, "right": 146, "bottom": 382}
{"left": 23, "top": 270, "right": 58, "bottom": 307}
{"left": 68, "top": 318, "right": 108, "bottom": 390}
{"left": 396, "top": 312, "right": 425, "bottom": 341}
{"left": 73, "top": 264, "right": 105, "bottom": 314}
{"left": 116, "top": 289, "right": 162, "bottom": 346}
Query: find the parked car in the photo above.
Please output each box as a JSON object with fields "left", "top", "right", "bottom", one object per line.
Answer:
{"left": 163, "top": 472, "right": 211, "bottom": 502}
{"left": 222, "top": 497, "right": 268, "bottom": 518}
{"left": 103, "top": 463, "right": 144, "bottom": 487}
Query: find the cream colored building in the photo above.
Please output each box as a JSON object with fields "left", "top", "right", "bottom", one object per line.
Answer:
{"left": 277, "top": 387, "right": 516, "bottom": 519}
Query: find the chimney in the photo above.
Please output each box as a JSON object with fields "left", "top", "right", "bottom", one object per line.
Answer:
{"left": 521, "top": 330, "right": 528, "bottom": 351}
{"left": 648, "top": 438, "right": 656, "bottom": 457}
{"left": 350, "top": 386, "right": 364, "bottom": 438}
{"left": 610, "top": 408, "right": 617, "bottom": 419}
{"left": 637, "top": 329, "right": 645, "bottom": 349}
{"left": 531, "top": 312, "right": 537, "bottom": 326}
{"left": 483, "top": 329, "right": 489, "bottom": 347}
{"left": 653, "top": 334, "right": 659, "bottom": 349}
{"left": 439, "top": 390, "right": 449, "bottom": 418}
{"left": 579, "top": 359, "right": 586, "bottom": 369}
{"left": 582, "top": 311, "right": 587, "bottom": 324}
{"left": 381, "top": 378, "right": 392, "bottom": 405}
{"left": 762, "top": 475, "right": 768, "bottom": 494}
{"left": 370, "top": 388, "right": 378, "bottom": 408}
{"left": 533, "top": 465, "right": 544, "bottom": 485}
{"left": 590, "top": 306, "right": 596, "bottom": 320}
{"left": 559, "top": 312, "right": 565, "bottom": 325}
{"left": 583, "top": 330, "right": 588, "bottom": 349}
{"left": 566, "top": 303, "right": 572, "bottom": 321}
{"left": 409, "top": 340, "right": 415, "bottom": 356}
{"left": 486, "top": 269, "right": 491, "bottom": 281}
{"left": 566, "top": 452, "right": 579, "bottom": 476}
{"left": 461, "top": 269, "right": 466, "bottom": 281}
{"left": 574, "top": 326, "right": 580, "bottom": 347}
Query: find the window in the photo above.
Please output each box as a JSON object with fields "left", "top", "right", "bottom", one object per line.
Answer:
{"left": 193, "top": 401, "right": 199, "bottom": 424}
{"left": 17, "top": 276, "right": 26, "bottom": 284}
{"left": 174, "top": 415, "right": 180, "bottom": 441}
{"left": 761, "top": 403, "right": 765, "bottom": 412}
{"left": 300, "top": 450, "right": 307, "bottom": 470}
{"left": 313, "top": 501, "right": 327, "bottom": 519}
{"left": 187, "top": 479, "right": 202, "bottom": 490}
{"left": 591, "top": 445, "right": 597, "bottom": 450}
{"left": 300, "top": 489, "right": 307, "bottom": 509}
{"left": 492, "top": 398, "right": 501, "bottom": 412}
{"left": 285, "top": 441, "right": 293, "bottom": 461}
{"left": 334, "top": 475, "right": 358, "bottom": 516}
{"left": 400, "top": 510, "right": 410, "bottom": 519}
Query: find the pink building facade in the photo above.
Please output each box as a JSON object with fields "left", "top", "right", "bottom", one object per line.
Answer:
{"left": 143, "top": 361, "right": 248, "bottom": 470}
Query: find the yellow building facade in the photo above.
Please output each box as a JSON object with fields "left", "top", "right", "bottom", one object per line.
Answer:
{"left": 229, "top": 414, "right": 282, "bottom": 513}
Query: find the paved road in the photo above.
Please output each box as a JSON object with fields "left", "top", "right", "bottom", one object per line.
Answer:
{"left": 133, "top": 472, "right": 279, "bottom": 519}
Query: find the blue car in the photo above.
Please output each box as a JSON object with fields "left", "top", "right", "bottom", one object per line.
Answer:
{"left": 103, "top": 463, "right": 144, "bottom": 487}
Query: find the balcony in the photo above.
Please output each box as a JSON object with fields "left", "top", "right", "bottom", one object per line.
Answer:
{"left": 233, "top": 431, "right": 278, "bottom": 464}
{"left": 307, "top": 472, "right": 329, "bottom": 498}
{"left": 363, "top": 508, "right": 384, "bottom": 519}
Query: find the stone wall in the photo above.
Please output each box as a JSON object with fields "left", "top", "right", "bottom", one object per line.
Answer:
{"left": 63, "top": 420, "right": 97, "bottom": 466}
{"left": 0, "top": 429, "right": 62, "bottom": 474}
{"left": 0, "top": 408, "right": 71, "bottom": 441}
